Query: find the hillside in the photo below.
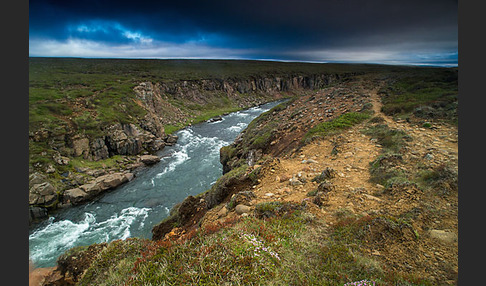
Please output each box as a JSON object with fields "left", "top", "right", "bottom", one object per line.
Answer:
{"left": 29, "top": 65, "right": 458, "bottom": 285}
{"left": 29, "top": 58, "right": 374, "bottom": 222}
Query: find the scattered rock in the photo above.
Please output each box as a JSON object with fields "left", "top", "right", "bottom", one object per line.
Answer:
{"left": 344, "top": 151, "right": 354, "bottom": 158}
{"left": 363, "top": 194, "right": 383, "bottom": 202}
{"left": 279, "top": 174, "right": 291, "bottom": 182}
{"left": 217, "top": 206, "right": 228, "bottom": 218}
{"left": 53, "top": 153, "right": 70, "bottom": 165}
{"left": 45, "top": 165, "right": 56, "bottom": 174}
{"left": 227, "top": 191, "right": 256, "bottom": 209}
{"left": 289, "top": 177, "right": 303, "bottom": 186}
{"left": 312, "top": 167, "right": 336, "bottom": 183}
{"left": 317, "top": 182, "right": 334, "bottom": 193}
{"left": 424, "top": 153, "right": 434, "bottom": 160}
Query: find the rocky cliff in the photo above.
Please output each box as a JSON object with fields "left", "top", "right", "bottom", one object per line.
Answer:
{"left": 151, "top": 76, "right": 372, "bottom": 241}
{"left": 29, "top": 71, "right": 357, "bottom": 223}
{"left": 30, "top": 67, "right": 458, "bottom": 285}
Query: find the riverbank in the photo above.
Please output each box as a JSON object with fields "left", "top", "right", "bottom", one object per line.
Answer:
{"left": 30, "top": 58, "right": 364, "bottom": 222}
{"left": 29, "top": 62, "right": 458, "bottom": 285}
{"left": 29, "top": 100, "right": 288, "bottom": 270}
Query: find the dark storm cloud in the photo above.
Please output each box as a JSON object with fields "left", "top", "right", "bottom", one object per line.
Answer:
{"left": 29, "top": 0, "right": 458, "bottom": 65}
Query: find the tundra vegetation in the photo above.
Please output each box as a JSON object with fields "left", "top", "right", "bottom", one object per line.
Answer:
{"left": 29, "top": 59, "right": 457, "bottom": 285}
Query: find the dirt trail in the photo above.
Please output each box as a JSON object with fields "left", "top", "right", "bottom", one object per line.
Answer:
{"left": 202, "top": 83, "right": 458, "bottom": 284}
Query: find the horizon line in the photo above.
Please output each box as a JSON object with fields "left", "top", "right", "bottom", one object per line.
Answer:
{"left": 28, "top": 55, "right": 458, "bottom": 68}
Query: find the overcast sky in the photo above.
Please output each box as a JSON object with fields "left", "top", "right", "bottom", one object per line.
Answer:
{"left": 29, "top": 0, "right": 458, "bottom": 66}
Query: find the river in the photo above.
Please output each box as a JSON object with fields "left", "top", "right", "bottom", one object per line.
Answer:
{"left": 28, "top": 100, "right": 283, "bottom": 268}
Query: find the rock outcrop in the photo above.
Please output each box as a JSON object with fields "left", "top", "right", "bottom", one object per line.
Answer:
{"left": 62, "top": 172, "right": 133, "bottom": 206}
{"left": 29, "top": 71, "right": 358, "bottom": 222}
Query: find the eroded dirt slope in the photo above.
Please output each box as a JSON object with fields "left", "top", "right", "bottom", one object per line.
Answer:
{"left": 202, "top": 81, "right": 458, "bottom": 284}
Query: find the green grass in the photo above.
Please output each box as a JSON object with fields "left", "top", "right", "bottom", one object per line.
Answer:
{"left": 29, "top": 58, "right": 395, "bottom": 83}
{"left": 304, "top": 111, "right": 372, "bottom": 141}
{"left": 361, "top": 122, "right": 412, "bottom": 187}
{"left": 163, "top": 124, "right": 184, "bottom": 135}
{"left": 72, "top": 111, "right": 102, "bottom": 137}
{"left": 69, "top": 202, "right": 430, "bottom": 285}
{"left": 203, "top": 163, "right": 250, "bottom": 208}
{"left": 69, "top": 155, "right": 128, "bottom": 170}
{"left": 220, "top": 100, "right": 292, "bottom": 174}
{"left": 380, "top": 68, "right": 458, "bottom": 122}
{"left": 29, "top": 141, "right": 57, "bottom": 167}
{"left": 416, "top": 164, "right": 458, "bottom": 196}
{"left": 361, "top": 124, "right": 410, "bottom": 154}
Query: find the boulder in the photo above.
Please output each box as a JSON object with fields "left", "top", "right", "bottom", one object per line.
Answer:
{"left": 29, "top": 206, "right": 48, "bottom": 223}
{"left": 235, "top": 204, "right": 251, "bottom": 215}
{"left": 312, "top": 167, "right": 336, "bottom": 183}
{"left": 76, "top": 172, "right": 130, "bottom": 200}
{"left": 227, "top": 191, "right": 256, "bottom": 209}
{"left": 53, "top": 153, "right": 70, "bottom": 165}
{"left": 95, "top": 173, "right": 129, "bottom": 189}
{"left": 140, "top": 155, "right": 160, "bottom": 165}
{"left": 29, "top": 266, "right": 57, "bottom": 285}
{"left": 72, "top": 137, "right": 90, "bottom": 157}
{"left": 89, "top": 137, "right": 109, "bottom": 160}
{"left": 29, "top": 182, "right": 57, "bottom": 205}
{"left": 63, "top": 188, "right": 88, "bottom": 205}
{"left": 429, "top": 230, "right": 458, "bottom": 244}
{"left": 289, "top": 177, "right": 303, "bottom": 186}
{"left": 29, "top": 172, "right": 46, "bottom": 188}
{"left": 208, "top": 116, "right": 223, "bottom": 123}
{"left": 123, "top": 123, "right": 141, "bottom": 137}
{"left": 79, "top": 182, "right": 103, "bottom": 195}
{"left": 165, "top": 134, "right": 178, "bottom": 145}
{"left": 125, "top": 172, "right": 134, "bottom": 182}
{"left": 149, "top": 139, "right": 165, "bottom": 152}
{"left": 45, "top": 165, "right": 56, "bottom": 174}
{"left": 108, "top": 135, "right": 143, "bottom": 156}
{"left": 317, "top": 182, "right": 334, "bottom": 193}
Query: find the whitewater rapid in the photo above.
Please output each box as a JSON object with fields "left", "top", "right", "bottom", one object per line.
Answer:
{"left": 29, "top": 101, "right": 283, "bottom": 268}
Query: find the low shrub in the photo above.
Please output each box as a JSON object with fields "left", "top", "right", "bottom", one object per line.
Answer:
{"left": 304, "top": 112, "right": 371, "bottom": 142}
{"left": 362, "top": 124, "right": 410, "bottom": 154}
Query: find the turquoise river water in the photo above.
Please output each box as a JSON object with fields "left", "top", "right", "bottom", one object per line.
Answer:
{"left": 29, "top": 100, "right": 283, "bottom": 268}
